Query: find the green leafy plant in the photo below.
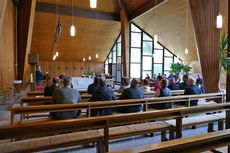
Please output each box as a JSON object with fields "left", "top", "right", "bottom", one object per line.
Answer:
{"left": 170, "top": 63, "right": 192, "bottom": 77}
{"left": 219, "top": 32, "right": 230, "bottom": 74}
{"left": 0, "top": 88, "right": 7, "bottom": 104}
{"left": 86, "top": 72, "right": 93, "bottom": 76}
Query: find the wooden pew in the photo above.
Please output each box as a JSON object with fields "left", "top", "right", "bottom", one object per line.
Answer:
{"left": 27, "top": 89, "right": 184, "bottom": 97}
{"left": 12, "top": 93, "right": 224, "bottom": 125}
{"left": 110, "top": 129, "right": 230, "bottom": 153}
{"left": 2, "top": 104, "right": 230, "bottom": 153}
{"left": 0, "top": 109, "right": 180, "bottom": 153}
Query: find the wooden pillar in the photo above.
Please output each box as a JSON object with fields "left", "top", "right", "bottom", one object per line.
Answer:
{"left": 189, "top": 0, "right": 220, "bottom": 94}
{"left": 17, "top": 0, "right": 36, "bottom": 84}
{"left": 0, "top": 0, "right": 7, "bottom": 34}
{"left": 120, "top": 5, "right": 130, "bottom": 78}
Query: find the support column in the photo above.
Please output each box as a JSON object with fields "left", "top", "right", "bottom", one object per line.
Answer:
{"left": 120, "top": 5, "right": 130, "bottom": 78}
{"left": 189, "top": 0, "right": 220, "bottom": 94}
{"left": 17, "top": 0, "right": 36, "bottom": 85}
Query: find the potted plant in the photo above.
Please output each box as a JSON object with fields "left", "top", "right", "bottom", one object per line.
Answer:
{"left": 170, "top": 62, "right": 192, "bottom": 77}
{"left": 0, "top": 88, "right": 7, "bottom": 104}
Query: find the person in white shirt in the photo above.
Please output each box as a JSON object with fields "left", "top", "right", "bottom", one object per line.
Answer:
{"left": 118, "top": 77, "right": 130, "bottom": 93}
{"left": 140, "top": 79, "right": 151, "bottom": 92}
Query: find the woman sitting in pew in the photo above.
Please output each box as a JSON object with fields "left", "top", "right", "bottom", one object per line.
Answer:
{"left": 44, "top": 77, "right": 60, "bottom": 96}
{"left": 140, "top": 79, "right": 151, "bottom": 92}
{"left": 151, "top": 79, "right": 172, "bottom": 109}
{"left": 167, "top": 77, "right": 179, "bottom": 90}
{"left": 118, "top": 77, "right": 130, "bottom": 93}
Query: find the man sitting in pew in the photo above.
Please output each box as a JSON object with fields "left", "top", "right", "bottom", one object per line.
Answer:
{"left": 52, "top": 76, "right": 81, "bottom": 120}
{"left": 117, "top": 78, "right": 144, "bottom": 113}
{"left": 151, "top": 79, "right": 172, "bottom": 109}
{"left": 118, "top": 77, "right": 130, "bottom": 93}
{"left": 90, "top": 77, "right": 117, "bottom": 117}
{"left": 87, "top": 76, "right": 99, "bottom": 94}
{"left": 183, "top": 77, "right": 201, "bottom": 106}
{"left": 179, "top": 74, "right": 189, "bottom": 89}
{"left": 44, "top": 77, "right": 60, "bottom": 96}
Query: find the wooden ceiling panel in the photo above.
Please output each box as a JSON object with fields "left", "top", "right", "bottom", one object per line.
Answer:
{"left": 134, "top": 0, "right": 228, "bottom": 62}
{"left": 37, "top": 0, "right": 120, "bottom": 13}
{"left": 31, "top": 12, "right": 121, "bottom": 62}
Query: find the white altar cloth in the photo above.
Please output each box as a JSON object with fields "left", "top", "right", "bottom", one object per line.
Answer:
{"left": 72, "top": 77, "right": 93, "bottom": 89}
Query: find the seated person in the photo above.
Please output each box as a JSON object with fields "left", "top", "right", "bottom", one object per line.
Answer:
{"left": 196, "top": 74, "right": 205, "bottom": 94}
{"left": 168, "top": 77, "right": 179, "bottom": 90}
{"left": 183, "top": 77, "right": 201, "bottom": 106}
{"left": 154, "top": 75, "right": 163, "bottom": 91}
{"left": 52, "top": 76, "right": 81, "bottom": 120}
{"left": 118, "top": 77, "right": 130, "bottom": 93}
{"left": 90, "top": 78, "right": 117, "bottom": 117}
{"left": 151, "top": 79, "right": 172, "bottom": 109}
{"left": 140, "top": 79, "right": 151, "bottom": 92}
{"left": 179, "top": 74, "right": 189, "bottom": 89}
{"left": 145, "top": 73, "right": 151, "bottom": 81}
{"left": 44, "top": 77, "right": 60, "bottom": 96}
{"left": 117, "top": 78, "right": 144, "bottom": 113}
{"left": 59, "top": 72, "right": 65, "bottom": 79}
{"left": 87, "top": 76, "right": 99, "bottom": 94}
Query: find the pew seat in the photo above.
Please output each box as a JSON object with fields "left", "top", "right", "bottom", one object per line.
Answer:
{"left": 98, "top": 121, "right": 172, "bottom": 141}
{"left": 165, "top": 114, "right": 224, "bottom": 128}
{"left": 0, "top": 130, "right": 103, "bottom": 153}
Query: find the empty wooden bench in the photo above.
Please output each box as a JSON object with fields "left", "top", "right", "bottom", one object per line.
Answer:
{"left": 110, "top": 128, "right": 230, "bottom": 153}
{"left": 0, "top": 109, "right": 181, "bottom": 153}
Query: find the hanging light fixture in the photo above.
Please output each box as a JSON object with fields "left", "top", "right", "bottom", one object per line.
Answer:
{"left": 53, "top": 55, "right": 57, "bottom": 61}
{"left": 217, "top": 14, "right": 223, "bottom": 28}
{"left": 154, "top": 0, "right": 158, "bottom": 44}
{"left": 154, "top": 35, "right": 158, "bottom": 44}
{"left": 90, "top": 0, "right": 97, "bottom": 8}
{"left": 83, "top": 57, "right": 86, "bottom": 61}
{"left": 70, "top": 0, "right": 76, "bottom": 36}
{"left": 56, "top": 52, "right": 59, "bottom": 56}
{"left": 185, "top": 0, "right": 189, "bottom": 55}
{"left": 96, "top": 53, "right": 98, "bottom": 58}
{"left": 89, "top": 56, "right": 91, "bottom": 60}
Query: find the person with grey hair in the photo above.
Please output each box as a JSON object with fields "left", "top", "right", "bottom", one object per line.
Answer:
{"left": 183, "top": 77, "right": 201, "bottom": 106}
{"left": 90, "top": 77, "right": 117, "bottom": 117}
{"left": 117, "top": 78, "right": 144, "bottom": 113}
{"left": 151, "top": 79, "right": 172, "bottom": 109}
{"left": 52, "top": 76, "right": 81, "bottom": 120}
{"left": 118, "top": 77, "right": 130, "bottom": 93}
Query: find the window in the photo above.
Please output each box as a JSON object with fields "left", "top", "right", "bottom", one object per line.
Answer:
{"left": 105, "top": 23, "right": 183, "bottom": 80}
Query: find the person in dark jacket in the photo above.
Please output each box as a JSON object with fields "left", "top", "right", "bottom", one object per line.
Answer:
{"left": 196, "top": 74, "right": 205, "bottom": 94}
{"left": 168, "top": 77, "right": 179, "bottom": 90}
{"left": 184, "top": 77, "right": 201, "bottom": 106}
{"left": 179, "top": 74, "right": 189, "bottom": 89}
{"left": 151, "top": 79, "right": 172, "bottom": 109}
{"left": 117, "top": 78, "right": 144, "bottom": 113}
{"left": 44, "top": 77, "right": 60, "bottom": 96}
{"left": 90, "top": 78, "right": 117, "bottom": 117}
{"left": 36, "top": 65, "right": 45, "bottom": 86}
{"left": 87, "top": 76, "right": 99, "bottom": 94}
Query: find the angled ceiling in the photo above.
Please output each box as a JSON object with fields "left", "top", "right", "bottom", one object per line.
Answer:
{"left": 31, "top": 0, "right": 228, "bottom": 63}
{"left": 31, "top": 0, "right": 150, "bottom": 62}
{"left": 133, "top": 0, "right": 228, "bottom": 62}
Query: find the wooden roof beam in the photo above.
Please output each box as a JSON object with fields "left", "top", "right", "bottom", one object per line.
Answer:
{"left": 129, "top": 0, "right": 168, "bottom": 21}
{"left": 36, "top": 2, "right": 120, "bottom": 22}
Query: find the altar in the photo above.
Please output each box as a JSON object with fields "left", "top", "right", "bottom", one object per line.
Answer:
{"left": 72, "top": 77, "right": 93, "bottom": 90}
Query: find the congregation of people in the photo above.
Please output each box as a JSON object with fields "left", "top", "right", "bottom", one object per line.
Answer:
{"left": 37, "top": 65, "right": 203, "bottom": 121}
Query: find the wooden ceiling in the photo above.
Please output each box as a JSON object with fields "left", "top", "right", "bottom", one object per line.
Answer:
{"left": 134, "top": 0, "right": 228, "bottom": 62}
{"left": 31, "top": 0, "right": 228, "bottom": 62}
{"left": 31, "top": 0, "right": 150, "bottom": 62}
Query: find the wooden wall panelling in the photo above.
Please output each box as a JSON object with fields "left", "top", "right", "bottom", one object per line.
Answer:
{"left": 0, "top": 1, "right": 16, "bottom": 88}
{"left": 0, "top": 0, "right": 7, "bottom": 34}
{"left": 189, "top": 0, "right": 220, "bottom": 94}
